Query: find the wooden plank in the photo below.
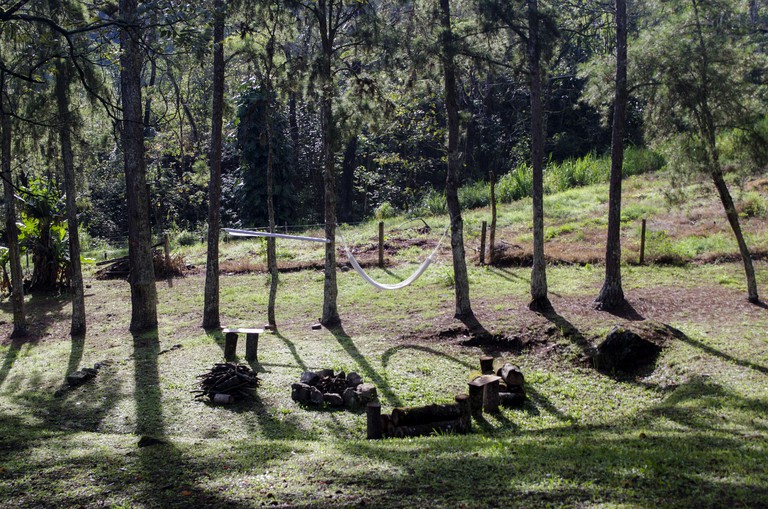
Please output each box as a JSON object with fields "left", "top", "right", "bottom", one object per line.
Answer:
{"left": 222, "top": 328, "right": 264, "bottom": 334}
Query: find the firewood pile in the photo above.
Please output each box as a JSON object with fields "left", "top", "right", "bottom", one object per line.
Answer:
{"left": 96, "top": 247, "right": 186, "bottom": 280}
{"left": 291, "top": 369, "right": 377, "bottom": 409}
{"left": 193, "top": 362, "right": 260, "bottom": 404}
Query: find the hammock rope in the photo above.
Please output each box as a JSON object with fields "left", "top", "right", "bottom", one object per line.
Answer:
{"left": 336, "top": 224, "right": 448, "bottom": 291}
{"left": 223, "top": 228, "right": 330, "bottom": 243}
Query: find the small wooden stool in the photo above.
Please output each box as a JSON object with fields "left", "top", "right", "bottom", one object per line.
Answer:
{"left": 222, "top": 328, "right": 264, "bottom": 361}
{"left": 468, "top": 374, "right": 502, "bottom": 414}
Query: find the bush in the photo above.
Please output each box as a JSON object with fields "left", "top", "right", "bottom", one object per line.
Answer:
{"left": 415, "top": 189, "right": 447, "bottom": 216}
{"left": 623, "top": 146, "right": 665, "bottom": 176}
{"left": 458, "top": 181, "right": 490, "bottom": 210}
{"left": 738, "top": 191, "right": 767, "bottom": 218}
{"left": 374, "top": 201, "right": 398, "bottom": 220}
{"left": 497, "top": 164, "right": 533, "bottom": 203}
{"left": 175, "top": 230, "right": 200, "bottom": 247}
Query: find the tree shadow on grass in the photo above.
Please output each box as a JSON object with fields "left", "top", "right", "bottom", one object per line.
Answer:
{"left": 0, "top": 338, "right": 23, "bottom": 388}
{"left": 678, "top": 334, "right": 768, "bottom": 376}
{"left": 539, "top": 306, "right": 594, "bottom": 355}
{"left": 336, "top": 422, "right": 768, "bottom": 508}
{"left": 273, "top": 331, "right": 309, "bottom": 372}
{"left": 329, "top": 324, "right": 404, "bottom": 408}
{"left": 598, "top": 299, "right": 646, "bottom": 321}
{"left": 381, "top": 344, "right": 475, "bottom": 371}
{"left": 0, "top": 292, "right": 69, "bottom": 341}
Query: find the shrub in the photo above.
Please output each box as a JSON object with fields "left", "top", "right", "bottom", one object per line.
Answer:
{"left": 175, "top": 230, "right": 200, "bottom": 247}
{"left": 737, "top": 191, "right": 767, "bottom": 218}
{"left": 374, "top": 201, "right": 398, "bottom": 220}
{"left": 416, "top": 189, "right": 447, "bottom": 216}
{"left": 497, "top": 164, "right": 533, "bottom": 202}
{"left": 458, "top": 181, "right": 490, "bottom": 210}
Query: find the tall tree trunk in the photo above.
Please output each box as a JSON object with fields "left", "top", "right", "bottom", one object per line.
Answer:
{"left": 527, "top": 0, "right": 551, "bottom": 312}
{"left": 0, "top": 78, "right": 26, "bottom": 337}
{"left": 595, "top": 0, "right": 628, "bottom": 311}
{"left": 119, "top": 0, "right": 158, "bottom": 332}
{"left": 266, "top": 97, "right": 279, "bottom": 329}
{"left": 320, "top": 23, "right": 340, "bottom": 326}
{"left": 712, "top": 166, "right": 760, "bottom": 302}
{"left": 55, "top": 58, "right": 86, "bottom": 336}
{"left": 439, "top": 0, "right": 476, "bottom": 325}
{"left": 203, "top": 0, "right": 225, "bottom": 330}
{"left": 489, "top": 171, "right": 497, "bottom": 265}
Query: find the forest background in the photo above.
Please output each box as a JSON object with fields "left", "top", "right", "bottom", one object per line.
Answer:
{"left": 0, "top": 0, "right": 767, "bottom": 328}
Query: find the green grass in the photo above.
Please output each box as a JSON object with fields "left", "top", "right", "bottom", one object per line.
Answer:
{"left": 3, "top": 171, "right": 768, "bottom": 508}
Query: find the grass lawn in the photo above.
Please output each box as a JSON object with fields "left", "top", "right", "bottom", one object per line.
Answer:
{"left": 1, "top": 174, "right": 767, "bottom": 508}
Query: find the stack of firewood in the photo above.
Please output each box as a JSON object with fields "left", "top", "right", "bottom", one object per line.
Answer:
{"left": 193, "top": 362, "right": 260, "bottom": 404}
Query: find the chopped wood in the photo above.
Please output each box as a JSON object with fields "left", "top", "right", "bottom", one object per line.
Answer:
{"left": 391, "top": 403, "right": 463, "bottom": 427}
{"left": 194, "top": 362, "right": 260, "bottom": 403}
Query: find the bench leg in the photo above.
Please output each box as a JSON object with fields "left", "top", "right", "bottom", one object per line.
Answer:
{"left": 224, "top": 332, "right": 238, "bottom": 360}
{"left": 245, "top": 333, "right": 259, "bottom": 362}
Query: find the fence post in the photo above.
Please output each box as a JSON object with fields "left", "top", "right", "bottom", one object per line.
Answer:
{"left": 378, "top": 221, "right": 384, "bottom": 268}
{"left": 639, "top": 219, "right": 647, "bottom": 265}
{"left": 163, "top": 233, "right": 171, "bottom": 266}
{"left": 480, "top": 221, "right": 487, "bottom": 266}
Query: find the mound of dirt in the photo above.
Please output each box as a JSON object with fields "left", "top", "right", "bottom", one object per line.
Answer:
{"left": 592, "top": 321, "right": 685, "bottom": 374}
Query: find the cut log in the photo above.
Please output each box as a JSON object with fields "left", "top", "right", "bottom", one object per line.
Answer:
{"left": 455, "top": 394, "right": 471, "bottom": 433}
{"left": 498, "top": 363, "right": 524, "bottom": 390}
{"left": 367, "top": 402, "right": 382, "bottom": 439}
{"left": 245, "top": 331, "right": 259, "bottom": 362}
{"left": 391, "top": 403, "right": 463, "bottom": 427}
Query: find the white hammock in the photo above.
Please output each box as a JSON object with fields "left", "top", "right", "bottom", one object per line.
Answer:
{"left": 337, "top": 224, "right": 447, "bottom": 291}
{"left": 223, "top": 228, "right": 330, "bottom": 243}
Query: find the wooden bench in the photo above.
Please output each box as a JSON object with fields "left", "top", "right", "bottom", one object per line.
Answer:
{"left": 222, "top": 328, "right": 264, "bottom": 362}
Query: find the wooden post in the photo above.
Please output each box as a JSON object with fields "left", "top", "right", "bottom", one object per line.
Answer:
{"left": 639, "top": 219, "right": 646, "bottom": 265}
{"left": 224, "top": 331, "right": 238, "bottom": 360}
{"left": 245, "top": 332, "right": 259, "bottom": 362}
{"left": 483, "top": 379, "right": 500, "bottom": 413}
{"left": 367, "top": 402, "right": 382, "bottom": 439}
{"left": 479, "top": 221, "right": 487, "bottom": 265}
{"left": 455, "top": 394, "right": 471, "bottom": 433}
{"left": 468, "top": 382, "right": 484, "bottom": 417}
{"left": 479, "top": 356, "right": 494, "bottom": 374}
{"left": 163, "top": 233, "right": 171, "bottom": 266}
{"left": 378, "top": 221, "right": 384, "bottom": 268}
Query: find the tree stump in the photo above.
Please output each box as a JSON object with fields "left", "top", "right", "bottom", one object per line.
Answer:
{"left": 479, "top": 356, "right": 495, "bottom": 374}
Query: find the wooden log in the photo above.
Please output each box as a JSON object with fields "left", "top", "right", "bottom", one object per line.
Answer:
{"left": 498, "top": 363, "right": 524, "bottom": 390}
{"left": 483, "top": 378, "right": 500, "bottom": 413}
{"left": 245, "top": 332, "right": 259, "bottom": 362}
{"left": 468, "top": 381, "right": 484, "bottom": 417}
{"left": 500, "top": 392, "right": 526, "bottom": 408}
{"left": 391, "top": 403, "right": 463, "bottom": 428}
{"left": 455, "top": 394, "right": 471, "bottom": 433}
{"left": 479, "top": 356, "right": 495, "bottom": 374}
{"left": 393, "top": 418, "right": 464, "bottom": 438}
{"left": 380, "top": 413, "right": 395, "bottom": 438}
{"left": 367, "top": 402, "right": 382, "bottom": 440}
{"left": 224, "top": 332, "right": 238, "bottom": 360}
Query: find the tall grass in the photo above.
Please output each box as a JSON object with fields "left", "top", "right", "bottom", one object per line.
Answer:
{"left": 415, "top": 147, "right": 664, "bottom": 214}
